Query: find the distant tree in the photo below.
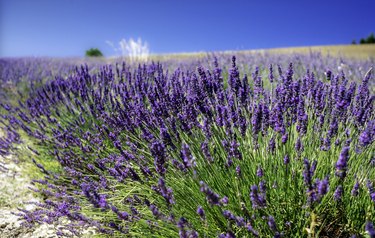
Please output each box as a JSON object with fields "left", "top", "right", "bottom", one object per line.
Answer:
{"left": 358, "top": 33, "right": 375, "bottom": 44}
{"left": 366, "top": 33, "right": 375, "bottom": 44}
{"left": 85, "top": 48, "right": 103, "bottom": 57}
{"left": 351, "top": 40, "right": 356, "bottom": 45}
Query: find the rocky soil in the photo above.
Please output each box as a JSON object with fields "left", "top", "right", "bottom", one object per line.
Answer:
{"left": 0, "top": 152, "right": 62, "bottom": 237}
{"left": 0, "top": 130, "right": 95, "bottom": 237}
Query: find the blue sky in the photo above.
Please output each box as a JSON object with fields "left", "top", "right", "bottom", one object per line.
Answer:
{"left": 1, "top": 0, "right": 374, "bottom": 57}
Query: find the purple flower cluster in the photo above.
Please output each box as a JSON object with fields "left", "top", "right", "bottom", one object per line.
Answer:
{"left": 250, "top": 183, "right": 267, "bottom": 209}
{"left": 335, "top": 146, "right": 350, "bottom": 179}
{"left": 200, "top": 181, "right": 222, "bottom": 206}
{"left": 0, "top": 55, "right": 374, "bottom": 237}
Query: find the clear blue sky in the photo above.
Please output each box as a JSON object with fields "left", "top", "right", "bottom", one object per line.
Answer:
{"left": 1, "top": 0, "right": 374, "bottom": 57}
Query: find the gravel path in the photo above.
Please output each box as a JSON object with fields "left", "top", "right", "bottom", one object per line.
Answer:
{"left": 0, "top": 153, "right": 99, "bottom": 237}
{"left": 0, "top": 126, "right": 97, "bottom": 237}
{"left": 0, "top": 152, "right": 60, "bottom": 237}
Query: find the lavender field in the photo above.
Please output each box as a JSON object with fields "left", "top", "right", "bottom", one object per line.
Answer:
{"left": 0, "top": 51, "right": 374, "bottom": 237}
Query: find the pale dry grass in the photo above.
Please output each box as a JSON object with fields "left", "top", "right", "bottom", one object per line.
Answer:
{"left": 146, "top": 44, "right": 375, "bottom": 60}
{"left": 247, "top": 44, "right": 375, "bottom": 59}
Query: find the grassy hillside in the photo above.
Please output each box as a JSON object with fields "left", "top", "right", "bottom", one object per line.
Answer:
{"left": 150, "top": 44, "right": 375, "bottom": 60}
{"left": 262, "top": 44, "right": 375, "bottom": 59}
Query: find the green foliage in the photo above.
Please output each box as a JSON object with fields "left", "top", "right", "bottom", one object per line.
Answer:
{"left": 85, "top": 48, "right": 103, "bottom": 57}
{"left": 357, "top": 33, "right": 375, "bottom": 44}
{"left": 366, "top": 33, "right": 375, "bottom": 44}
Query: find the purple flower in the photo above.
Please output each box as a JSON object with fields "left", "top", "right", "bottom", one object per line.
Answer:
{"left": 271, "top": 103, "right": 285, "bottom": 134}
{"left": 269, "top": 64, "right": 274, "bottom": 83}
{"left": 359, "top": 120, "right": 374, "bottom": 147}
{"left": 246, "top": 224, "right": 259, "bottom": 237}
{"left": 240, "top": 75, "right": 250, "bottom": 106}
{"left": 118, "top": 211, "right": 129, "bottom": 220}
{"left": 317, "top": 176, "right": 329, "bottom": 197}
{"left": 8, "top": 55, "right": 375, "bottom": 237}
{"left": 367, "top": 180, "right": 375, "bottom": 202}
{"left": 281, "top": 133, "right": 288, "bottom": 144}
{"left": 252, "top": 104, "right": 262, "bottom": 136}
{"left": 235, "top": 216, "right": 246, "bottom": 227}
{"left": 335, "top": 146, "right": 350, "bottom": 179}
{"left": 302, "top": 158, "right": 314, "bottom": 189}
{"left": 250, "top": 185, "right": 266, "bottom": 209}
{"left": 256, "top": 166, "right": 264, "bottom": 177}
{"left": 98, "top": 194, "right": 108, "bottom": 209}
{"left": 283, "top": 155, "right": 290, "bottom": 165}
{"left": 371, "top": 158, "right": 375, "bottom": 167}
{"left": 268, "top": 216, "right": 278, "bottom": 233}
{"left": 297, "top": 98, "right": 308, "bottom": 135}
{"left": 253, "top": 67, "right": 264, "bottom": 100}
{"left": 197, "top": 206, "right": 205, "bottom": 220}
{"left": 229, "top": 56, "right": 241, "bottom": 95}
{"left": 181, "top": 143, "right": 196, "bottom": 169}
{"left": 222, "top": 210, "right": 236, "bottom": 220}
{"left": 334, "top": 185, "right": 343, "bottom": 201}
{"left": 366, "top": 221, "right": 375, "bottom": 238}
{"left": 228, "top": 140, "right": 242, "bottom": 160}
{"left": 268, "top": 137, "right": 276, "bottom": 153}
{"left": 155, "top": 178, "right": 175, "bottom": 205}
{"left": 220, "top": 196, "right": 229, "bottom": 205}
{"left": 303, "top": 158, "right": 318, "bottom": 203}
{"left": 108, "top": 132, "right": 116, "bottom": 140}
{"left": 177, "top": 217, "right": 197, "bottom": 238}
{"left": 113, "top": 140, "right": 122, "bottom": 151}
{"left": 295, "top": 137, "right": 303, "bottom": 152}
{"left": 200, "top": 181, "right": 221, "bottom": 206}
{"left": 325, "top": 70, "right": 332, "bottom": 81}
{"left": 236, "top": 166, "right": 241, "bottom": 177}
{"left": 259, "top": 180, "right": 267, "bottom": 194}
{"left": 160, "top": 126, "right": 173, "bottom": 147}
{"left": 201, "top": 141, "right": 214, "bottom": 163}
{"left": 239, "top": 111, "right": 247, "bottom": 136}
{"left": 150, "top": 204, "right": 161, "bottom": 218}
{"left": 219, "top": 231, "right": 236, "bottom": 238}
{"left": 150, "top": 140, "right": 167, "bottom": 175}
{"left": 188, "top": 230, "right": 198, "bottom": 238}
{"left": 349, "top": 183, "right": 359, "bottom": 199}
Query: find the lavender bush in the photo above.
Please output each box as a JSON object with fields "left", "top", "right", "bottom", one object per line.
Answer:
{"left": 0, "top": 53, "right": 374, "bottom": 237}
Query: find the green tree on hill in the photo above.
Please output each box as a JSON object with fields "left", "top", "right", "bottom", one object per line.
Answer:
{"left": 85, "top": 48, "right": 103, "bottom": 57}
{"left": 365, "top": 33, "right": 375, "bottom": 44}
{"left": 357, "top": 33, "right": 375, "bottom": 44}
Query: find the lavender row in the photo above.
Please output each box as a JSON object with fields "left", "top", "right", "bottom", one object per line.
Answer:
{"left": 0, "top": 55, "right": 374, "bottom": 237}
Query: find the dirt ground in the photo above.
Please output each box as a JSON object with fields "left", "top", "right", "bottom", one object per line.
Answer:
{"left": 0, "top": 128, "right": 95, "bottom": 237}
{"left": 0, "top": 151, "right": 60, "bottom": 238}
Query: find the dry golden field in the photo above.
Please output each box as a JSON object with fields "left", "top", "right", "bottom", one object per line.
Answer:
{"left": 260, "top": 44, "right": 375, "bottom": 59}
{"left": 149, "top": 44, "right": 375, "bottom": 60}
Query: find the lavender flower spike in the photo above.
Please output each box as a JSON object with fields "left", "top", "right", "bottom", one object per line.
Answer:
{"left": 335, "top": 146, "right": 350, "bottom": 179}
{"left": 366, "top": 221, "right": 375, "bottom": 238}
{"left": 196, "top": 206, "right": 205, "bottom": 220}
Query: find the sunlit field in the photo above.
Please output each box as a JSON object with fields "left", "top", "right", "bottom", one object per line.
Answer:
{"left": 0, "top": 47, "right": 374, "bottom": 237}
{"left": 150, "top": 44, "right": 375, "bottom": 61}
{"left": 263, "top": 44, "right": 375, "bottom": 60}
